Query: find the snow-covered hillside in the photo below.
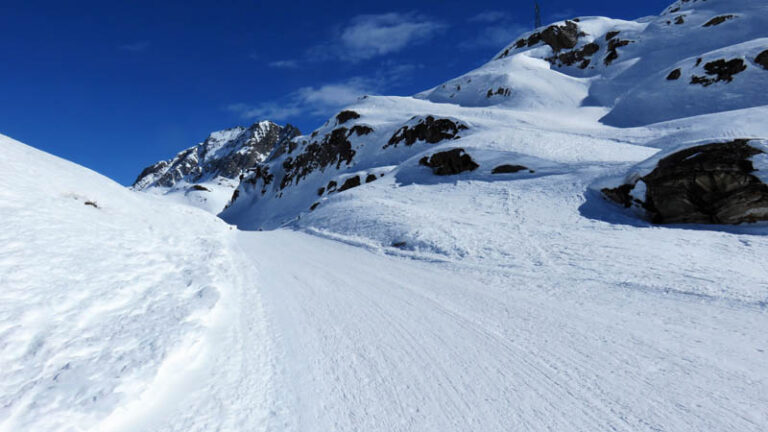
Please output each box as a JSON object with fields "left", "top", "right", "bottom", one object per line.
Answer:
{"left": 0, "top": 134, "right": 275, "bottom": 431}
{"left": 221, "top": 0, "right": 768, "bottom": 233}
{"left": 133, "top": 121, "right": 300, "bottom": 213}
{"left": 4, "top": 0, "right": 768, "bottom": 431}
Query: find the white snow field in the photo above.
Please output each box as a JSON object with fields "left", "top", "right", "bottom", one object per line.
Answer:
{"left": 0, "top": 134, "right": 276, "bottom": 432}
{"left": 2, "top": 128, "right": 768, "bottom": 431}
{"left": 3, "top": 0, "right": 768, "bottom": 430}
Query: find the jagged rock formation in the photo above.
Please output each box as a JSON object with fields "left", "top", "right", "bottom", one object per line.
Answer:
{"left": 133, "top": 121, "right": 300, "bottom": 189}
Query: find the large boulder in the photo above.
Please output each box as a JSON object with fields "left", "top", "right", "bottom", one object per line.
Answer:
{"left": 602, "top": 139, "right": 768, "bottom": 224}
{"left": 419, "top": 148, "right": 479, "bottom": 176}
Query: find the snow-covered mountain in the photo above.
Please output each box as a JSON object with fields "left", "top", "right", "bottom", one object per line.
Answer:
{"left": 221, "top": 0, "right": 768, "bottom": 235}
{"left": 132, "top": 121, "right": 300, "bottom": 213}
{"left": 3, "top": 0, "right": 768, "bottom": 431}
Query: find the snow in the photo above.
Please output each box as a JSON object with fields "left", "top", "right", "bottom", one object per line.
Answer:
{"left": 0, "top": 134, "right": 273, "bottom": 431}
{"left": 3, "top": 0, "right": 768, "bottom": 430}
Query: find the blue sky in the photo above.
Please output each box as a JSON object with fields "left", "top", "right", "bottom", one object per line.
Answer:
{"left": 1, "top": 0, "right": 671, "bottom": 184}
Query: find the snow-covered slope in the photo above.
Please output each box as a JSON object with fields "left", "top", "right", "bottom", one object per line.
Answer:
{"left": 0, "top": 134, "right": 275, "bottom": 431}
{"left": 3, "top": 0, "right": 768, "bottom": 431}
{"left": 221, "top": 0, "right": 768, "bottom": 233}
{"left": 133, "top": 121, "right": 300, "bottom": 213}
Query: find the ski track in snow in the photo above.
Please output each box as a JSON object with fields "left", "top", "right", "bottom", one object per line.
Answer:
{"left": 240, "top": 229, "right": 768, "bottom": 432}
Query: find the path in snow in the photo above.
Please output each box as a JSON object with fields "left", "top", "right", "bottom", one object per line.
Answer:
{"left": 239, "top": 229, "right": 768, "bottom": 432}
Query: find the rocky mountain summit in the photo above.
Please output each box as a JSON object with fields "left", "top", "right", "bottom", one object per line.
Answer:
{"left": 132, "top": 121, "right": 299, "bottom": 212}
{"left": 134, "top": 121, "right": 300, "bottom": 189}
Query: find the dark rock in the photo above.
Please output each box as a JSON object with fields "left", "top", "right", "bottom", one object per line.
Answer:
{"left": 317, "top": 187, "right": 325, "bottom": 196}
{"left": 674, "top": 15, "right": 685, "bottom": 25}
{"left": 548, "top": 42, "right": 600, "bottom": 67}
{"left": 696, "top": 57, "right": 703, "bottom": 66}
{"left": 604, "top": 140, "right": 768, "bottom": 224}
{"left": 84, "top": 201, "right": 99, "bottom": 208}
{"left": 690, "top": 58, "right": 747, "bottom": 86}
{"left": 492, "top": 164, "right": 529, "bottom": 174}
{"left": 755, "top": 50, "right": 768, "bottom": 70}
{"left": 337, "top": 176, "right": 361, "bottom": 192}
{"left": 487, "top": 87, "right": 511, "bottom": 97}
{"left": 667, "top": 68, "right": 682, "bottom": 80}
{"left": 703, "top": 15, "right": 734, "bottom": 27}
{"left": 499, "top": 20, "right": 581, "bottom": 59}
{"left": 229, "top": 188, "right": 240, "bottom": 205}
{"left": 190, "top": 184, "right": 211, "bottom": 192}
{"left": 601, "top": 184, "right": 636, "bottom": 208}
{"left": 348, "top": 125, "right": 374, "bottom": 136}
{"left": 605, "top": 31, "right": 620, "bottom": 41}
{"left": 243, "top": 165, "right": 274, "bottom": 195}
{"left": 539, "top": 20, "right": 581, "bottom": 52}
{"left": 365, "top": 174, "right": 378, "bottom": 183}
{"left": 336, "top": 110, "right": 361, "bottom": 124}
{"left": 391, "top": 241, "right": 407, "bottom": 248}
{"left": 310, "top": 202, "right": 320, "bottom": 211}
{"left": 280, "top": 128, "right": 356, "bottom": 189}
{"left": 604, "top": 39, "right": 631, "bottom": 65}
{"left": 326, "top": 180, "right": 337, "bottom": 192}
{"left": 385, "top": 116, "right": 468, "bottom": 148}
{"left": 419, "top": 148, "right": 479, "bottom": 176}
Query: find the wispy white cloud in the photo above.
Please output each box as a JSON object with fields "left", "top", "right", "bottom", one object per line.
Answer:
{"left": 469, "top": 11, "right": 511, "bottom": 23}
{"left": 459, "top": 23, "right": 529, "bottom": 49}
{"left": 227, "top": 76, "right": 376, "bottom": 121}
{"left": 267, "top": 60, "right": 299, "bottom": 69}
{"left": 307, "top": 13, "right": 446, "bottom": 62}
{"left": 119, "top": 41, "right": 150, "bottom": 52}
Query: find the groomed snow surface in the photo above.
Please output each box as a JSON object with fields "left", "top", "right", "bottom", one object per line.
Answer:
{"left": 2, "top": 119, "right": 768, "bottom": 431}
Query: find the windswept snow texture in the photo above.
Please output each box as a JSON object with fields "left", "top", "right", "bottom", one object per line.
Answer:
{"left": 0, "top": 135, "right": 275, "bottom": 432}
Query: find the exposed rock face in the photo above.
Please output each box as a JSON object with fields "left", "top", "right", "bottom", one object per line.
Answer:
{"left": 756, "top": 50, "right": 768, "bottom": 70}
{"left": 667, "top": 68, "right": 682, "bottom": 80}
{"left": 703, "top": 15, "right": 735, "bottom": 27}
{"left": 492, "top": 164, "right": 530, "bottom": 174}
{"left": 603, "top": 140, "right": 768, "bottom": 224}
{"left": 547, "top": 42, "right": 599, "bottom": 69}
{"left": 691, "top": 58, "right": 747, "bottom": 86}
{"left": 336, "top": 110, "right": 361, "bottom": 124}
{"left": 133, "top": 121, "right": 300, "bottom": 189}
{"left": 385, "top": 116, "right": 468, "bottom": 148}
{"left": 604, "top": 38, "right": 632, "bottom": 65}
{"left": 337, "top": 176, "right": 362, "bottom": 192}
{"left": 280, "top": 128, "right": 355, "bottom": 189}
{"left": 419, "top": 149, "right": 479, "bottom": 176}
{"left": 500, "top": 20, "right": 582, "bottom": 59}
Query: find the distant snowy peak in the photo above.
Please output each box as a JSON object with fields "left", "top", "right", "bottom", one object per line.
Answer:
{"left": 133, "top": 121, "right": 300, "bottom": 190}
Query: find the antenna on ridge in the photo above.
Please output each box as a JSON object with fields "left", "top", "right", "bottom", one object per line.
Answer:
{"left": 534, "top": 2, "right": 542, "bottom": 29}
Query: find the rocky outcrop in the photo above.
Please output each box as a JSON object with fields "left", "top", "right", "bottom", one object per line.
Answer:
{"left": 492, "top": 164, "right": 531, "bottom": 174}
{"left": 667, "top": 68, "right": 682, "bottom": 80}
{"left": 280, "top": 128, "right": 355, "bottom": 189}
{"left": 756, "top": 50, "right": 768, "bottom": 70}
{"left": 419, "top": 149, "right": 479, "bottom": 176}
{"left": 133, "top": 121, "right": 300, "bottom": 189}
{"left": 703, "top": 15, "right": 735, "bottom": 27}
{"left": 690, "top": 58, "right": 747, "bottom": 86}
{"left": 385, "top": 116, "right": 468, "bottom": 149}
{"left": 547, "top": 42, "right": 599, "bottom": 69}
{"left": 602, "top": 140, "right": 768, "bottom": 224}
{"left": 499, "top": 20, "right": 583, "bottom": 59}
{"left": 336, "top": 110, "right": 361, "bottom": 124}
